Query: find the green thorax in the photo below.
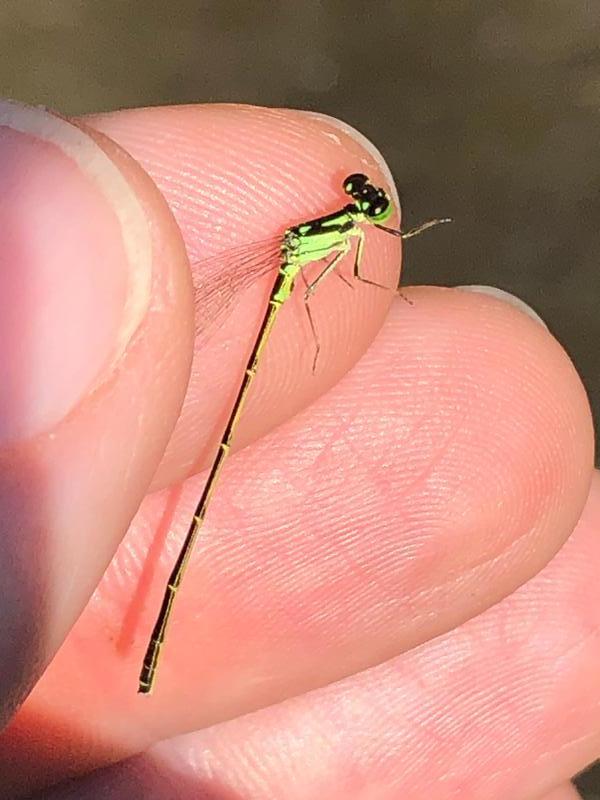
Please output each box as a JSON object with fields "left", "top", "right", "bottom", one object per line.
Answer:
{"left": 280, "top": 172, "right": 395, "bottom": 271}
{"left": 282, "top": 203, "right": 360, "bottom": 268}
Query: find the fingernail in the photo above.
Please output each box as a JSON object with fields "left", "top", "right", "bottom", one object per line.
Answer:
{"left": 301, "top": 110, "right": 401, "bottom": 211}
{"left": 456, "top": 285, "right": 548, "bottom": 329}
{"left": 0, "top": 100, "right": 152, "bottom": 444}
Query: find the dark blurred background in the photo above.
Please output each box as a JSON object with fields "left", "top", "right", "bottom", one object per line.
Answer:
{"left": 1, "top": 0, "right": 598, "bottom": 795}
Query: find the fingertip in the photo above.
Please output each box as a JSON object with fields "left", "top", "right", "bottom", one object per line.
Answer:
{"left": 393, "top": 283, "right": 594, "bottom": 553}
{"left": 83, "top": 104, "right": 402, "bottom": 487}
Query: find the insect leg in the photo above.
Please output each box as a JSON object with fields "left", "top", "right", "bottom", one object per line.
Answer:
{"left": 352, "top": 228, "right": 395, "bottom": 291}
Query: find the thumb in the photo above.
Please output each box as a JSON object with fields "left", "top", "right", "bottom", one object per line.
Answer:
{"left": 0, "top": 100, "right": 193, "bottom": 721}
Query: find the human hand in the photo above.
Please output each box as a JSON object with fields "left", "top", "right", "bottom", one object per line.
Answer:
{"left": 0, "top": 102, "right": 595, "bottom": 800}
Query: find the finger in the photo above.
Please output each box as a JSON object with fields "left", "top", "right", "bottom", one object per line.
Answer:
{"left": 0, "top": 101, "right": 193, "bottom": 722}
{"left": 34, "top": 473, "right": 600, "bottom": 800}
{"left": 2, "top": 285, "right": 592, "bottom": 795}
{"left": 82, "top": 104, "right": 402, "bottom": 488}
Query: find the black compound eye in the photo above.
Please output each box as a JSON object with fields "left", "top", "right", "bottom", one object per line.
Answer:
{"left": 344, "top": 173, "right": 368, "bottom": 195}
{"left": 369, "top": 197, "right": 390, "bottom": 219}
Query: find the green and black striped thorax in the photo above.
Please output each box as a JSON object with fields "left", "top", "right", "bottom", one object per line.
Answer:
{"left": 282, "top": 173, "right": 394, "bottom": 266}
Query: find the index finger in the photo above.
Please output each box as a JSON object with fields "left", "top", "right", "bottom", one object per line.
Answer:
{"left": 84, "top": 104, "right": 402, "bottom": 489}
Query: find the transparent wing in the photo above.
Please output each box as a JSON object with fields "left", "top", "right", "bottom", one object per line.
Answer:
{"left": 190, "top": 235, "right": 283, "bottom": 336}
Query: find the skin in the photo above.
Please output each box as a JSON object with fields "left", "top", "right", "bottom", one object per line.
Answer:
{"left": 0, "top": 103, "right": 595, "bottom": 799}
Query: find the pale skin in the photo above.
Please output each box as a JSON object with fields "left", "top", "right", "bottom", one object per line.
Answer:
{"left": 0, "top": 103, "right": 596, "bottom": 800}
